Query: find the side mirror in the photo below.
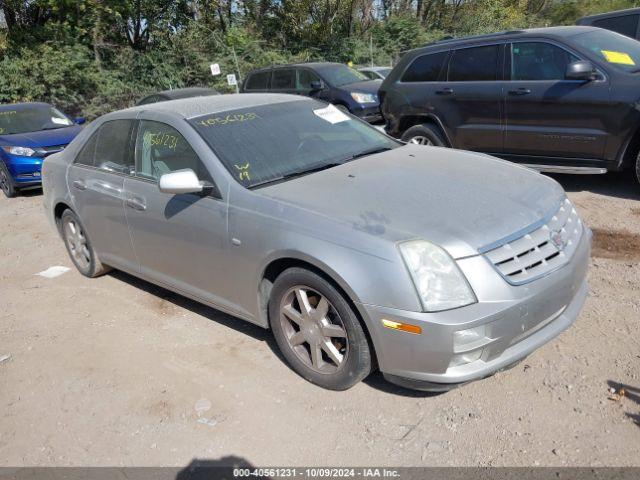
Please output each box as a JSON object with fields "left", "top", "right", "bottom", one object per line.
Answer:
{"left": 565, "top": 61, "right": 596, "bottom": 81}
{"left": 159, "top": 169, "right": 205, "bottom": 195}
{"left": 74, "top": 117, "right": 86, "bottom": 125}
{"left": 310, "top": 80, "right": 324, "bottom": 91}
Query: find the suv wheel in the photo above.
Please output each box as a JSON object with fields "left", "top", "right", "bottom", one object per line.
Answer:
{"left": 269, "top": 267, "right": 372, "bottom": 390}
{"left": 61, "top": 209, "right": 110, "bottom": 278}
{"left": 402, "top": 124, "right": 445, "bottom": 147}
{"left": 0, "top": 163, "right": 17, "bottom": 198}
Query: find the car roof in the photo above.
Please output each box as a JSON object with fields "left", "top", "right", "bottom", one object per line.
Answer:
{"left": 0, "top": 102, "right": 51, "bottom": 111}
{"left": 248, "top": 62, "right": 345, "bottom": 74}
{"left": 121, "top": 93, "right": 309, "bottom": 120}
{"left": 578, "top": 8, "right": 640, "bottom": 23}
{"left": 154, "top": 87, "right": 219, "bottom": 99}
{"left": 411, "top": 26, "right": 601, "bottom": 53}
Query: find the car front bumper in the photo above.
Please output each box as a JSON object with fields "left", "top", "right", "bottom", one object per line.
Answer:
{"left": 357, "top": 226, "right": 591, "bottom": 391}
{"left": 351, "top": 104, "right": 383, "bottom": 123}
{"left": 3, "top": 154, "right": 44, "bottom": 186}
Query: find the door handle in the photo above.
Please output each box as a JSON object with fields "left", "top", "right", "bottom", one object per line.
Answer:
{"left": 72, "top": 180, "right": 87, "bottom": 191}
{"left": 436, "top": 88, "right": 454, "bottom": 95}
{"left": 508, "top": 88, "right": 532, "bottom": 96}
{"left": 125, "top": 197, "right": 146, "bottom": 211}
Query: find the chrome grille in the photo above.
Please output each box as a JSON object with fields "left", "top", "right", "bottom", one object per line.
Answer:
{"left": 484, "top": 199, "right": 583, "bottom": 285}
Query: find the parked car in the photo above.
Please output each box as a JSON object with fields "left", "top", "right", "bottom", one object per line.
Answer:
{"left": 0, "top": 102, "right": 84, "bottom": 198}
{"left": 577, "top": 8, "right": 640, "bottom": 40}
{"left": 380, "top": 26, "right": 640, "bottom": 185}
{"left": 42, "top": 94, "right": 590, "bottom": 392}
{"left": 358, "top": 66, "right": 393, "bottom": 80}
{"left": 241, "top": 63, "right": 383, "bottom": 123}
{"left": 136, "top": 87, "right": 219, "bottom": 106}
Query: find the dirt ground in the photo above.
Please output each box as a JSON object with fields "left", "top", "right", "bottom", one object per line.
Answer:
{"left": 0, "top": 171, "right": 638, "bottom": 468}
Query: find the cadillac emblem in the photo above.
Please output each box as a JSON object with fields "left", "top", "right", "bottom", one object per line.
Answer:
{"left": 550, "top": 230, "right": 567, "bottom": 251}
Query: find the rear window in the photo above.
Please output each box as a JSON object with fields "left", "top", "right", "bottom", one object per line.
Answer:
{"left": 593, "top": 15, "right": 639, "bottom": 38}
{"left": 402, "top": 52, "right": 447, "bottom": 82}
{"left": 448, "top": 45, "right": 499, "bottom": 81}
{"left": 245, "top": 71, "right": 270, "bottom": 90}
{"left": 74, "top": 131, "right": 99, "bottom": 167}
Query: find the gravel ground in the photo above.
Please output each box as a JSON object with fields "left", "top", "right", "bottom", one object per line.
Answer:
{"left": 0, "top": 172, "right": 638, "bottom": 467}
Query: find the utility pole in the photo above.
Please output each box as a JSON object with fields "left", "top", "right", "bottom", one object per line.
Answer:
{"left": 231, "top": 46, "right": 241, "bottom": 94}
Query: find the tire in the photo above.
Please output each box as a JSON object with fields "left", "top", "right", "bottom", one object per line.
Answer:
{"left": 60, "top": 209, "right": 110, "bottom": 278}
{"left": 269, "top": 267, "right": 372, "bottom": 390}
{"left": 0, "top": 163, "right": 17, "bottom": 198}
{"left": 401, "top": 123, "right": 446, "bottom": 147}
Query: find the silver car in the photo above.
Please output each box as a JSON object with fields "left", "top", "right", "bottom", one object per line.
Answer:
{"left": 42, "top": 94, "right": 591, "bottom": 391}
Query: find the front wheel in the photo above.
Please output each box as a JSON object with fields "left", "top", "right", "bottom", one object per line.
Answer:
{"left": 269, "top": 267, "right": 372, "bottom": 390}
{"left": 401, "top": 124, "right": 445, "bottom": 147}
{"left": 61, "top": 209, "right": 110, "bottom": 278}
{"left": 0, "top": 163, "right": 17, "bottom": 198}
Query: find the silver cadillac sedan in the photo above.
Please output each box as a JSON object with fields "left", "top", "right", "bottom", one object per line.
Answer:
{"left": 42, "top": 94, "right": 590, "bottom": 391}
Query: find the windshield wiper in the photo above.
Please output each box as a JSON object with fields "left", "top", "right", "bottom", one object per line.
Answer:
{"left": 250, "top": 162, "right": 343, "bottom": 189}
{"left": 346, "top": 146, "right": 393, "bottom": 161}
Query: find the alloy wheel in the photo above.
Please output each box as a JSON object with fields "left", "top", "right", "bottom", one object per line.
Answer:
{"left": 279, "top": 286, "right": 348, "bottom": 374}
{"left": 409, "top": 136, "right": 433, "bottom": 146}
{"left": 0, "top": 169, "right": 9, "bottom": 196}
{"left": 63, "top": 217, "right": 91, "bottom": 271}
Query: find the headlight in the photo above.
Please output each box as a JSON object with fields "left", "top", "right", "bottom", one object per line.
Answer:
{"left": 2, "top": 146, "right": 37, "bottom": 157}
{"left": 399, "top": 240, "right": 477, "bottom": 312}
{"left": 350, "top": 92, "right": 377, "bottom": 103}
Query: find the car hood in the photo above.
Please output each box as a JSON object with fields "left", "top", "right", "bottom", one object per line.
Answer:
{"left": 343, "top": 79, "right": 382, "bottom": 95}
{"left": 259, "top": 145, "right": 566, "bottom": 259}
{"left": 0, "top": 125, "right": 82, "bottom": 148}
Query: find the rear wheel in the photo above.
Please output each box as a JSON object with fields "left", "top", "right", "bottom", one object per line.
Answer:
{"left": 269, "top": 267, "right": 372, "bottom": 390}
{"left": 401, "top": 124, "right": 445, "bottom": 147}
{"left": 61, "top": 209, "right": 109, "bottom": 278}
{"left": 0, "top": 163, "right": 17, "bottom": 198}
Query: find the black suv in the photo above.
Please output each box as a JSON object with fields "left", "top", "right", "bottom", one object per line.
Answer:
{"left": 577, "top": 8, "right": 640, "bottom": 40}
{"left": 241, "top": 63, "right": 383, "bottom": 123}
{"left": 380, "top": 26, "right": 640, "bottom": 184}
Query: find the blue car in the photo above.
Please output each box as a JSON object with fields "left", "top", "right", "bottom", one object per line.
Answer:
{"left": 0, "top": 102, "right": 84, "bottom": 197}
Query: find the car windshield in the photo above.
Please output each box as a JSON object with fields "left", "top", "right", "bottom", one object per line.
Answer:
{"left": 571, "top": 29, "right": 640, "bottom": 72}
{"left": 0, "top": 104, "right": 74, "bottom": 135}
{"left": 319, "top": 64, "right": 369, "bottom": 86}
{"left": 189, "top": 100, "right": 399, "bottom": 189}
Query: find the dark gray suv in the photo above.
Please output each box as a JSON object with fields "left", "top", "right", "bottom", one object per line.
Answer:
{"left": 380, "top": 26, "right": 640, "bottom": 185}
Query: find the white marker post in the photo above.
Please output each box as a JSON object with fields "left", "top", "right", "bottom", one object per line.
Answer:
{"left": 227, "top": 73, "right": 239, "bottom": 94}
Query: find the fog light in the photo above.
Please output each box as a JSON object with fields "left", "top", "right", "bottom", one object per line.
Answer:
{"left": 453, "top": 325, "right": 487, "bottom": 352}
{"left": 449, "top": 349, "right": 483, "bottom": 368}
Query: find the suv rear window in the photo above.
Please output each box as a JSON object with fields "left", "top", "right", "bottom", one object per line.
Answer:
{"left": 448, "top": 45, "right": 499, "bottom": 81}
{"left": 245, "top": 71, "right": 270, "bottom": 90}
{"left": 402, "top": 52, "right": 447, "bottom": 82}
{"left": 593, "top": 15, "right": 639, "bottom": 38}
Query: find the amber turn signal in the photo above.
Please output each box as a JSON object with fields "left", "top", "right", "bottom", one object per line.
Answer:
{"left": 382, "top": 319, "right": 422, "bottom": 335}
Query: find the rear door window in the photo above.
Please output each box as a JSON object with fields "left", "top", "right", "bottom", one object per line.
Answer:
{"left": 74, "top": 131, "right": 99, "bottom": 167}
{"left": 271, "top": 69, "right": 296, "bottom": 90}
{"left": 93, "top": 120, "right": 135, "bottom": 174}
{"left": 402, "top": 51, "right": 448, "bottom": 82}
{"left": 511, "top": 42, "right": 579, "bottom": 81}
{"left": 448, "top": 45, "right": 500, "bottom": 81}
{"left": 593, "top": 15, "right": 639, "bottom": 38}
{"left": 245, "top": 71, "right": 270, "bottom": 91}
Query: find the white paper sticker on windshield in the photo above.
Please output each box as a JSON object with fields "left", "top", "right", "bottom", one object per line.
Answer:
{"left": 313, "top": 104, "right": 350, "bottom": 124}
